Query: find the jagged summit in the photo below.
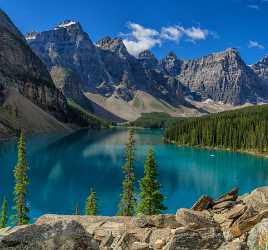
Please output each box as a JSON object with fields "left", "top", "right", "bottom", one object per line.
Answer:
{"left": 96, "top": 36, "right": 128, "bottom": 54}
{"left": 54, "top": 20, "right": 81, "bottom": 30}
{"left": 138, "top": 50, "right": 157, "bottom": 60}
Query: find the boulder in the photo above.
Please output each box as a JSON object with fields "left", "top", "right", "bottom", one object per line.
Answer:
{"left": 164, "top": 227, "right": 224, "bottom": 250}
{"left": 230, "top": 208, "right": 268, "bottom": 237}
{"left": 192, "top": 195, "right": 214, "bottom": 211}
{"left": 224, "top": 204, "right": 248, "bottom": 220}
{"left": 176, "top": 208, "right": 217, "bottom": 228}
{"left": 241, "top": 187, "right": 268, "bottom": 213}
{"left": 213, "top": 187, "right": 239, "bottom": 206}
{"left": 0, "top": 220, "right": 99, "bottom": 250}
{"left": 213, "top": 201, "right": 237, "bottom": 210}
{"left": 247, "top": 218, "right": 268, "bottom": 250}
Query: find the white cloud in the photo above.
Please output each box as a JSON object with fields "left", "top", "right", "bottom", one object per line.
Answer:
{"left": 179, "top": 26, "right": 209, "bottom": 40}
{"left": 248, "top": 40, "right": 264, "bottom": 49}
{"left": 160, "top": 26, "right": 183, "bottom": 41}
{"left": 122, "top": 22, "right": 214, "bottom": 56}
{"left": 122, "top": 23, "right": 161, "bottom": 56}
{"left": 248, "top": 4, "right": 260, "bottom": 9}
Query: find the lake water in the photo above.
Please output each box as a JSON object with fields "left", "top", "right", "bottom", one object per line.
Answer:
{"left": 1, "top": 128, "right": 268, "bottom": 220}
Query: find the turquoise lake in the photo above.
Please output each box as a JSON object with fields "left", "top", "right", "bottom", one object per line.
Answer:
{"left": 1, "top": 128, "right": 268, "bottom": 220}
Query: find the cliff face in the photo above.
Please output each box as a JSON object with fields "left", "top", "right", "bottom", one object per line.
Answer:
{"left": 176, "top": 48, "right": 267, "bottom": 105}
{"left": 0, "top": 9, "right": 67, "bottom": 121}
{"left": 252, "top": 55, "right": 268, "bottom": 86}
{"left": 0, "top": 9, "right": 71, "bottom": 136}
{"left": 1, "top": 186, "right": 268, "bottom": 249}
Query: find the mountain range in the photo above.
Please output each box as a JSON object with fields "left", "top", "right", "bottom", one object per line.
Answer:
{"left": 25, "top": 20, "right": 268, "bottom": 122}
{"left": 1, "top": 8, "right": 268, "bottom": 136}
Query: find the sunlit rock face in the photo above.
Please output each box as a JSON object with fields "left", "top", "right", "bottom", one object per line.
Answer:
{"left": 0, "top": 9, "right": 67, "bottom": 121}
{"left": 177, "top": 48, "right": 268, "bottom": 105}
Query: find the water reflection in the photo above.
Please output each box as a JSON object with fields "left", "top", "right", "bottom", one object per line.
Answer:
{"left": 0, "top": 128, "right": 268, "bottom": 219}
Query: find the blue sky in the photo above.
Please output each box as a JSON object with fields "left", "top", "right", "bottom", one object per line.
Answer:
{"left": 1, "top": 0, "right": 268, "bottom": 64}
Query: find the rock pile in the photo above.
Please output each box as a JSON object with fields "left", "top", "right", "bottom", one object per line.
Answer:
{"left": 1, "top": 187, "right": 268, "bottom": 249}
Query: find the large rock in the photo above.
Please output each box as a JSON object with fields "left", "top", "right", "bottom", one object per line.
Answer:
{"left": 192, "top": 195, "right": 213, "bottom": 211}
{"left": 247, "top": 218, "right": 268, "bottom": 250}
{"left": 230, "top": 208, "right": 268, "bottom": 237}
{"left": 241, "top": 187, "right": 268, "bottom": 213}
{"left": 164, "top": 227, "right": 224, "bottom": 250}
{"left": 176, "top": 208, "right": 217, "bottom": 228}
{"left": 0, "top": 220, "right": 99, "bottom": 250}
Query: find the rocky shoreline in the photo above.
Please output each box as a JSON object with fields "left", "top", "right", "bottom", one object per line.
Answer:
{"left": 1, "top": 187, "right": 268, "bottom": 249}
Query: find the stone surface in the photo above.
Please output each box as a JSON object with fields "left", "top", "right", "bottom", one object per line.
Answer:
{"left": 0, "top": 220, "right": 99, "bottom": 250}
{"left": 192, "top": 195, "right": 213, "bottom": 211}
{"left": 176, "top": 208, "right": 217, "bottom": 228}
{"left": 247, "top": 218, "right": 268, "bottom": 250}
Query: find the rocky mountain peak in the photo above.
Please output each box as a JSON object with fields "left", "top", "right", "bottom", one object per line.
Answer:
{"left": 54, "top": 20, "right": 81, "bottom": 30}
{"left": 138, "top": 50, "right": 159, "bottom": 69}
{"left": 161, "top": 51, "right": 182, "bottom": 76}
{"left": 96, "top": 36, "right": 127, "bottom": 54}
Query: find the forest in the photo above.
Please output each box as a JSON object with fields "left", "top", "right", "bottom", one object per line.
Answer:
{"left": 164, "top": 104, "right": 268, "bottom": 153}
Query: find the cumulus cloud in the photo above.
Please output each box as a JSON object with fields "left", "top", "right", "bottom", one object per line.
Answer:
{"left": 122, "top": 22, "right": 213, "bottom": 56}
{"left": 248, "top": 40, "right": 264, "bottom": 49}
{"left": 160, "top": 26, "right": 183, "bottom": 41}
{"left": 122, "top": 23, "right": 161, "bottom": 56}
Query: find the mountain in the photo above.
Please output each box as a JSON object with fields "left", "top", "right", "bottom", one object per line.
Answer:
{"left": 0, "top": 9, "right": 72, "bottom": 136}
{"left": 176, "top": 48, "right": 268, "bottom": 105}
{"left": 26, "top": 20, "right": 268, "bottom": 121}
{"left": 252, "top": 55, "right": 268, "bottom": 87}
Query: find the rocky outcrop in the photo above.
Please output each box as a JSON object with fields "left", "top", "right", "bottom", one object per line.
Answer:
{"left": 0, "top": 9, "right": 67, "bottom": 120}
{"left": 252, "top": 55, "right": 268, "bottom": 87}
{"left": 2, "top": 187, "right": 268, "bottom": 249}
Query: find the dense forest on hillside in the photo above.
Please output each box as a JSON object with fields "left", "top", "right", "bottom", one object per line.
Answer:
{"left": 129, "top": 112, "right": 181, "bottom": 128}
{"left": 164, "top": 104, "right": 268, "bottom": 153}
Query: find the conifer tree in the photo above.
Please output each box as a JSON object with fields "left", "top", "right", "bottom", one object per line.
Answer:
{"left": 13, "top": 132, "right": 30, "bottom": 225}
{"left": 75, "top": 203, "right": 80, "bottom": 215}
{"left": 85, "top": 188, "right": 98, "bottom": 215}
{"left": 137, "top": 147, "right": 166, "bottom": 215}
{"left": 118, "top": 129, "right": 136, "bottom": 216}
{"left": 0, "top": 196, "right": 8, "bottom": 228}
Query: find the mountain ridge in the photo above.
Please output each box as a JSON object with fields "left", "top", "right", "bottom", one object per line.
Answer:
{"left": 25, "top": 19, "right": 268, "bottom": 121}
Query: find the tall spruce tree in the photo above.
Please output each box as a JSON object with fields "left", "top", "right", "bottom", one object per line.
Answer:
{"left": 13, "top": 132, "right": 30, "bottom": 225}
{"left": 85, "top": 188, "right": 98, "bottom": 215}
{"left": 118, "top": 129, "right": 136, "bottom": 216}
{"left": 137, "top": 147, "right": 166, "bottom": 215}
{"left": 0, "top": 196, "right": 8, "bottom": 228}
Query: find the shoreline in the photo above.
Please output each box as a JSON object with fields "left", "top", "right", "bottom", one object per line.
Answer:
{"left": 165, "top": 139, "right": 268, "bottom": 159}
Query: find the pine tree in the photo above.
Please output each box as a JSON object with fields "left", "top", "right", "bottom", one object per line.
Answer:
{"left": 137, "top": 147, "right": 166, "bottom": 215}
{"left": 0, "top": 196, "right": 8, "bottom": 228}
{"left": 13, "top": 132, "right": 30, "bottom": 225}
{"left": 118, "top": 129, "right": 136, "bottom": 216}
{"left": 75, "top": 203, "right": 80, "bottom": 215}
{"left": 85, "top": 188, "right": 98, "bottom": 215}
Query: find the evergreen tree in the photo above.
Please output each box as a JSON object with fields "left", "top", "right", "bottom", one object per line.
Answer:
{"left": 118, "top": 129, "right": 136, "bottom": 216}
{"left": 0, "top": 196, "right": 8, "bottom": 228}
{"left": 13, "top": 132, "right": 30, "bottom": 225}
{"left": 137, "top": 147, "right": 166, "bottom": 215}
{"left": 75, "top": 203, "right": 80, "bottom": 215}
{"left": 85, "top": 188, "right": 98, "bottom": 215}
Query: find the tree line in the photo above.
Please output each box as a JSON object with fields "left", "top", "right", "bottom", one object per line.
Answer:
{"left": 0, "top": 129, "right": 166, "bottom": 228}
{"left": 164, "top": 104, "right": 268, "bottom": 153}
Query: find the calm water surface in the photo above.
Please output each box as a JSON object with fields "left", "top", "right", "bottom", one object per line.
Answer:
{"left": 1, "top": 128, "right": 268, "bottom": 220}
